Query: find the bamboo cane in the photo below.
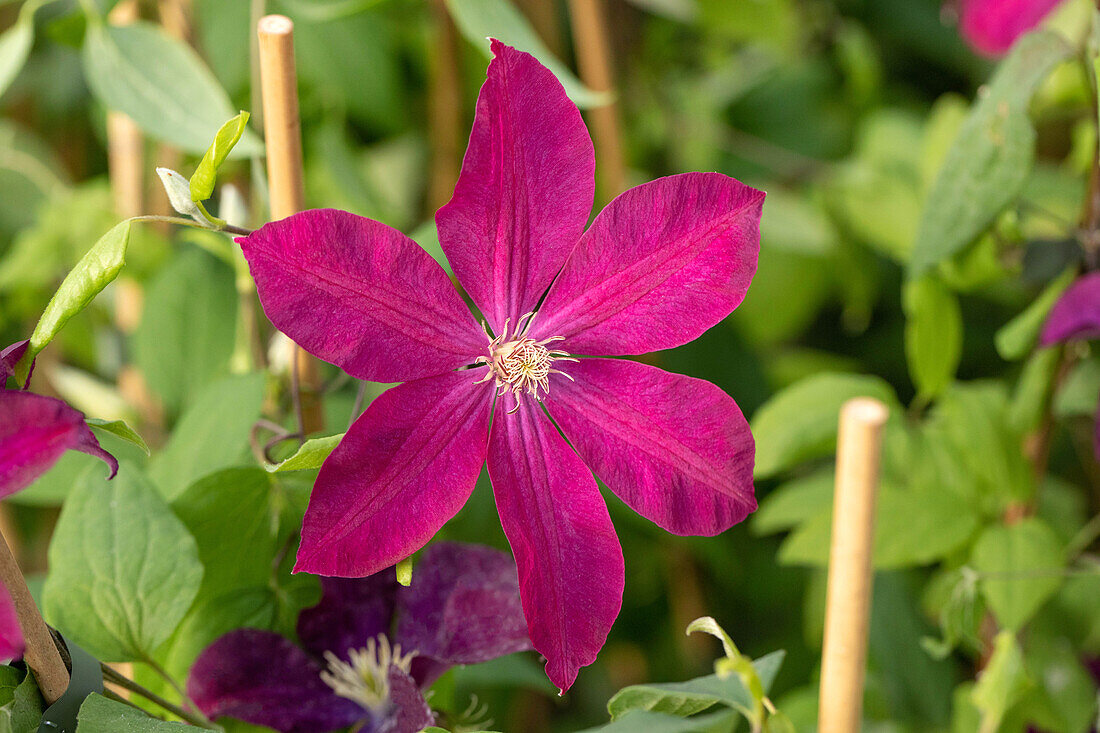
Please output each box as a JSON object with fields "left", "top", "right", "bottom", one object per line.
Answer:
{"left": 818, "top": 397, "right": 888, "bottom": 733}
{"left": 567, "top": 0, "right": 627, "bottom": 202}
{"left": 257, "top": 15, "right": 324, "bottom": 435}
{"left": 0, "top": 530, "right": 68, "bottom": 704}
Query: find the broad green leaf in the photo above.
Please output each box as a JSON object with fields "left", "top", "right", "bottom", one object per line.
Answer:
{"left": 911, "top": 32, "right": 1072, "bottom": 274}
{"left": 0, "top": 1, "right": 37, "bottom": 101}
{"left": 581, "top": 708, "right": 737, "bottom": 733}
{"left": 995, "top": 267, "right": 1076, "bottom": 361}
{"left": 276, "top": 0, "right": 387, "bottom": 22}
{"left": 758, "top": 188, "right": 836, "bottom": 256}
{"left": 190, "top": 111, "right": 250, "bottom": 202}
{"left": 76, "top": 694, "right": 193, "bottom": 732}
{"left": 14, "top": 220, "right": 131, "bottom": 383}
{"left": 1053, "top": 355, "right": 1100, "bottom": 418}
{"left": 1008, "top": 347, "right": 1060, "bottom": 434}
{"left": 267, "top": 433, "right": 344, "bottom": 473}
{"left": 0, "top": 667, "right": 43, "bottom": 733}
{"left": 44, "top": 463, "right": 204, "bottom": 662}
{"left": 87, "top": 419, "right": 150, "bottom": 456}
{"left": 443, "top": 0, "right": 609, "bottom": 108}
{"left": 971, "top": 632, "right": 1030, "bottom": 733}
{"left": 778, "top": 483, "right": 979, "bottom": 569}
{"left": 903, "top": 274, "right": 962, "bottom": 399}
{"left": 751, "top": 373, "right": 897, "bottom": 478}
{"left": 82, "top": 21, "right": 262, "bottom": 156}
{"left": 752, "top": 469, "right": 834, "bottom": 535}
{"left": 971, "top": 518, "right": 1064, "bottom": 632}
{"left": 149, "top": 373, "right": 265, "bottom": 499}
{"left": 7, "top": 430, "right": 148, "bottom": 507}
{"left": 171, "top": 467, "right": 277, "bottom": 596}
{"left": 132, "top": 248, "right": 237, "bottom": 412}
{"left": 452, "top": 654, "right": 557, "bottom": 695}
{"left": 607, "top": 651, "right": 784, "bottom": 722}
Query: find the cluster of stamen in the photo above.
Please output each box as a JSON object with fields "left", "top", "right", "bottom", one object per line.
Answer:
{"left": 319, "top": 635, "right": 416, "bottom": 713}
{"left": 473, "top": 312, "right": 575, "bottom": 411}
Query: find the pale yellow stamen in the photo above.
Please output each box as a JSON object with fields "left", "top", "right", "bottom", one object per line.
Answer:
{"left": 319, "top": 635, "right": 416, "bottom": 713}
{"left": 473, "top": 313, "right": 576, "bottom": 411}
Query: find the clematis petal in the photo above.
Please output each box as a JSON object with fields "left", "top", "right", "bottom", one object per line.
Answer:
{"left": 532, "top": 173, "right": 763, "bottom": 356}
{"left": 238, "top": 209, "right": 486, "bottom": 383}
{"left": 957, "top": 0, "right": 1062, "bottom": 56}
{"left": 295, "top": 370, "right": 492, "bottom": 577}
{"left": 0, "top": 585, "right": 23, "bottom": 664}
{"left": 1041, "top": 272, "right": 1100, "bottom": 345}
{"left": 188, "top": 629, "right": 364, "bottom": 733}
{"left": 298, "top": 573, "right": 397, "bottom": 662}
{"left": 395, "top": 541, "right": 531, "bottom": 666}
{"left": 487, "top": 401, "right": 624, "bottom": 692}
{"left": 436, "top": 40, "right": 594, "bottom": 334}
{"left": 0, "top": 341, "right": 29, "bottom": 386}
{"left": 382, "top": 666, "right": 435, "bottom": 733}
{"left": 0, "top": 391, "right": 117, "bottom": 498}
{"left": 545, "top": 359, "right": 755, "bottom": 536}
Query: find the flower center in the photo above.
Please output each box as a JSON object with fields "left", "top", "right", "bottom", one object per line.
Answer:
{"left": 474, "top": 313, "right": 575, "bottom": 406}
{"left": 319, "top": 635, "right": 416, "bottom": 713}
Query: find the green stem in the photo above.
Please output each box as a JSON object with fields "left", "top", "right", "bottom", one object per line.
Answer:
{"left": 101, "top": 665, "right": 220, "bottom": 730}
{"left": 131, "top": 215, "right": 252, "bottom": 237}
{"left": 140, "top": 656, "right": 218, "bottom": 729}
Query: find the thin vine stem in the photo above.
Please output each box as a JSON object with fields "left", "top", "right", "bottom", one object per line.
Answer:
{"left": 132, "top": 215, "right": 252, "bottom": 236}
{"left": 101, "top": 665, "right": 220, "bottom": 730}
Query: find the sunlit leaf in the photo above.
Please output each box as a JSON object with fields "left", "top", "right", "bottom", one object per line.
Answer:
{"left": 971, "top": 518, "right": 1065, "bottom": 632}
{"left": 87, "top": 418, "right": 150, "bottom": 456}
{"left": 190, "top": 111, "right": 250, "bottom": 202}
{"left": 903, "top": 274, "right": 962, "bottom": 399}
{"left": 266, "top": 433, "right": 343, "bottom": 473}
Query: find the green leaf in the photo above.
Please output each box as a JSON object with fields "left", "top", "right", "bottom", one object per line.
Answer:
{"left": 903, "top": 274, "right": 962, "bottom": 399}
{"left": 443, "top": 0, "right": 609, "bottom": 109}
{"left": 148, "top": 373, "right": 264, "bottom": 500}
{"left": 87, "top": 419, "right": 150, "bottom": 456}
{"left": 82, "top": 21, "right": 262, "bottom": 156}
{"left": 1008, "top": 347, "right": 1060, "bottom": 434}
{"left": 76, "top": 694, "right": 194, "bottom": 731}
{"left": 0, "top": 667, "right": 43, "bottom": 733}
{"left": 171, "top": 467, "right": 277, "bottom": 596}
{"left": 44, "top": 463, "right": 204, "bottom": 662}
{"left": 267, "top": 433, "right": 343, "bottom": 473}
{"left": 752, "top": 469, "right": 834, "bottom": 536}
{"left": 0, "top": 1, "right": 37, "bottom": 101}
{"left": 995, "top": 267, "right": 1076, "bottom": 361}
{"left": 14, "top": 220, "right": 132, "bottom": 383}
{"left": 583, "top": 708, "right": 738, "bottom": 733}
{"left": 910, "top": 32, "right": 1072, "bottom": 274}
{"left": 132, "top": 248, "right": 237, "bottom": 412}
{"left": 751, "top": 373, "right": 897, "bottom": 478}
{"left": 971, "top": 632, "right": 1030, "bottom": 733}
{"left": 189, "top": 111, "right": 250, "bottom": 202}
{"left": 1053, "top": 355, "right": 1100, "bottom": 418}
{"left": 971, "top": 518, "right": 1065, "bottom": 632}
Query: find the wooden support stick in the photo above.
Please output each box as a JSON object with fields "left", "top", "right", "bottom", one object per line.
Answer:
{"left": 0, "top": 531, "right": 68, "bottom": 704}
{"left": 257, "top": 15, "right": 324, "bottom": 435}
{"left": 427, "top": 0, "right": 462, "bottom": 212}
{"left": 568, "top": 0, "right": 627, "bottom": 203}
{"left": 818, "top": 397, "right": 888, "bottom": 733}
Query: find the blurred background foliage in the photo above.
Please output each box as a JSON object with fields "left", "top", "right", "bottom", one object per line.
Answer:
{"left": 1, "top": 0, "right": 1099, "bottom": 730}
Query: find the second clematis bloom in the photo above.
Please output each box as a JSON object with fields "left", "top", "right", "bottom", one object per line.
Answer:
{"left": 1041, "top": 271, "right": 1100, "bottom": 459}
{"left": 239, "top": 40, "right": 762, "bottom": 690}
{"left": 954, "top": 0, "right": 1063, "bottom": 56}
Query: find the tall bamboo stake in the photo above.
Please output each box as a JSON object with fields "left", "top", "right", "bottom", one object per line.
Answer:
{"left": 818, "top": 398, "right": 888, "bottom": 732}
{"left": 0, "top": 531, "right": 68, "bottom": 704}
{"left": 257, "top": 15, "right": 324, "bottom": 435}
{"left": 568, "top": 0, "right": 626, "bottom": 203}
{"left": 427, "top": 0, "right": 462, "bottom": 212}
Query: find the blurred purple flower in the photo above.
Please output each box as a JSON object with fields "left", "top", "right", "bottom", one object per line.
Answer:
{"left": 0, "top": 586, "right": 22, "bottom": 664}
{"left": 0, "top": 340, "right": 116, "bottom": 498}
{"left": 1042, "top": 272, "right": 1100, "bottom": 460}
{"left": 187, "top": 542, "right": 531, "bottom": 733}
{"left": 238, "top": 40, "right": 761, "bottom": 691}
{"left": 955, "top": 0, "right": 1063, "bottom": 56}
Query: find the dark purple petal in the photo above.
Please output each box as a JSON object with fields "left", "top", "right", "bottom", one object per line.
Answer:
{"left": 395, "top": 542, "right": 531, "bottom": 667}
{"left": 187, "top": 629, "right": 364, "bottom": 733}
{"left": 298, "top": 574, "right": 397, "bottom": 662}
{"left": 0, "top": 341, "right": 29, "bottom": 387}
{"left": 546, "top": 359, "right": 756, "bottom": 535}
{"left": 1041, "top": 272, "right": 1100, "bottom": 345}
{"left": 295, "top": 371, "right": 492, "bottom": 577}
{"left": 0, "top": 391, "right": 117, "bottom": 498}
{"left": 487, "top": 401, "right": 624, "bottom": 692}
{"left": 0, "top": 585, "right": 23, "bottom": 664}
{"left": 238, "top": 209, "right": 485, "bottom": 383}
{"left": 958, "top": 0, "right": 1062, "bottom": 56}
{"left": 379, "top": 667, "right": 434, "bottom": 733}
{"left": 436, "top": 40, "right": 594, "bottom": 335}
{"left": 532, "top": 173, "right": 763, "bottom": 356}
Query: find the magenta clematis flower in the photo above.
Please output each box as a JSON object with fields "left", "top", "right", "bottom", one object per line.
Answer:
{"left": 955, "top": 0, "right": 1063, "bottom": 56}
{"left": 238, "top": 41, "right": 761, "bottom": 690}
{"left": 0, "top": 585, "right": 22, "bottom": 664}
{"left": 1042, "top": 271, "right": 1100, "bottom": 459}
{"left": 187, "top": 542, "right": 531, "bottom": 733}
{"left": 0, "top": 340, "right": 117, "bottom": 497}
